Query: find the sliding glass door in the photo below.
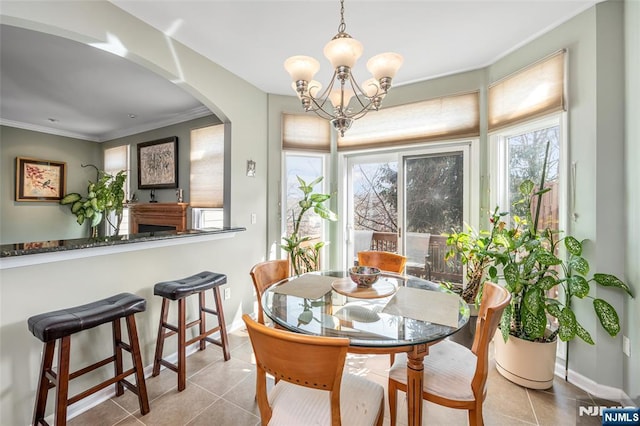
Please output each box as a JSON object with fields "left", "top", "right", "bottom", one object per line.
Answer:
{"left": 345, "top": 143, "right": 470, "bottom": 283}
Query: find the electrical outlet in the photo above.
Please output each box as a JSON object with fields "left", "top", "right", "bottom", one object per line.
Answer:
{"left": 224, "top": 287, "right": 231, "bottom": 300}
{"left": 622, "top": 335, "right": 630, "bottom": 357}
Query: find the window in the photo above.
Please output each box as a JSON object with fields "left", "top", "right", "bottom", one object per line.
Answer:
{"left": 104, "top": 145, "right": 129, "bottom": 235}
{"left": 490, "top": 115, "right": 563, "bottom": 232}
{"left": 283, "top": 154, "right": 327, "bottom": 238}
{"left": 190, "top": 124, "right": 224, "bottom": 228}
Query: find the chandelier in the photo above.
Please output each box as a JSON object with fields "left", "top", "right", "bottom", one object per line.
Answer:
{"left": 284, "top": 0, "right": 403, "bottom": 136}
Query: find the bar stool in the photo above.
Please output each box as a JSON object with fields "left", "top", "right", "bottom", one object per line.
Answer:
{"left": 28, "top": 293, "right": 150, "bottom": 426}
{"left": 152, "top": 271, "right": 230, "bottom": 391}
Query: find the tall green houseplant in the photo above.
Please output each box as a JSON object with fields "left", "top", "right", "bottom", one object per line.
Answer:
{"left": 60, "top": 166, "right": 127, "bottom": 237}
{"left": 486, "top": 144, "right": 633, "bottom": 345}
{"left": 282, "top": 176, "right": 337, "bottom": 275}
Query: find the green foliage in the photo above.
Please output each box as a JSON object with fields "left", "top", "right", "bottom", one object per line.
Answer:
{"left": 443, "top": 207, "right": 506, "bottom": 304}
{"left": 281, "top": 176, "right": 337, "bottom": 276}
{"left": 60, "top": 167, "right": 127, "bottom": 236}
{"left": 484, "top": 145, "right": 633, "bottom": 344}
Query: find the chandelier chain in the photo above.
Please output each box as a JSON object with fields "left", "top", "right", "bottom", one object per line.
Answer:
{"left": 337, "top": 0, "right": 346, "bottom": 34}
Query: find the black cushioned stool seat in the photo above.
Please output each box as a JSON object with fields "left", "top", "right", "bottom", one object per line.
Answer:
{"left": 153, "top": 271, "right": 230, "bottom": 391}
{"left": 28, "top": 293, "right": 149, "bottom": 426}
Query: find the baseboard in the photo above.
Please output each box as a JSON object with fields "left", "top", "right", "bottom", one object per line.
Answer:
{"left": 50, "top": 317, "right": 247, "bottom": 423}
{"left": 554, "top": 359, "right": 634, "bottom": 405}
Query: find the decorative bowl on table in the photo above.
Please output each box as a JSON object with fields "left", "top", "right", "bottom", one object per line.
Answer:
{"left": 349, "top": 266, "right": 381, "bottom": 288}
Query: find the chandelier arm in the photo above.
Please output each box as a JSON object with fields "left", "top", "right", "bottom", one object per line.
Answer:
{"left": 348, "top": 73, "right": 383, "bottom": 99}
{"left": 284, "top": 0, "right": 401, "bottom": 135}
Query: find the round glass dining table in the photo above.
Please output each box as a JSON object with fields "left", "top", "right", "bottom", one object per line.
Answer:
{"left": 261, "top": 270, "right": 470, "bottom": 426}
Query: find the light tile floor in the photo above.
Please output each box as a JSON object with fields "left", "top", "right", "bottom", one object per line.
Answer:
{"left": 68, "top": 329, "right": 617, "bottom": 426}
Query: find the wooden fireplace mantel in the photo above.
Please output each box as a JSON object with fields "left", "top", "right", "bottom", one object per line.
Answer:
{"left": 129, "top": 203, "right": 189, "bottom": 233}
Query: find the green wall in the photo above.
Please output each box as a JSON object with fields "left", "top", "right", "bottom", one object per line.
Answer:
{"left": 0, "top": 115, "right": 221, "bottom": 244}
{"left": 102, "top": 114, "right": 222, "bottom": 205}
{"left": 0, "top": 126, "right": 100, "bottom": 243}
{"left": 623, "top": 0, "right": 640, "bottom": 403}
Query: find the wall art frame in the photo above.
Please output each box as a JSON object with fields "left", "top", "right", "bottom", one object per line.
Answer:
{"left": 15, "top": 157, "right": 67, "bottom": 202}
{"left": 137, "top": 136, "right": 178, "bottom": 189}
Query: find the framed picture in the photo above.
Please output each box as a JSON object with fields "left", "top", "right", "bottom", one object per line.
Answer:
{"left": 15, "top": 157, "right": 66, "bottom": 202}
{"left": 137, "top": 136, "right": 178, "bottom": 189}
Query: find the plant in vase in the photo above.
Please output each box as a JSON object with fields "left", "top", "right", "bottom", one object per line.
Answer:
{"left": 60, "top": 165, "right": 127, "bottom": 237}
{"left": 485, "top": 146, "right": 633, "bottom": 388}
{"left": 281, "top": 176, "right": 337, "bottom": 276}
{"left": 444, "top": 207, "right": 506, "bottom": 306}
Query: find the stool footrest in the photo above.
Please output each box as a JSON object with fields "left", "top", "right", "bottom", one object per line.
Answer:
{"left": 68, "top": 367, "right": 136, "bottom": 406}
{"left": 184, "top": 326, "right": 221, "bottom": 347}
{"left": 204, "top": 336, "right": 225, "bottom": 347}
{"left": 201, "top": 307, "right": 219, "bottom": 316}
{"left": 158, "top": 358, "right": 178, "bottom": 373}
{"left": 69, "top": 356, "right": 115, "bottom": 381}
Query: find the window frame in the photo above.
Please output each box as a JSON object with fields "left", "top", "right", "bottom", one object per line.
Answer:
{"left": 489, "top": 112, "right": 568, "bottom": 360}
{"left": 489, "top": 113, "right": 567, "bottom": 229}
{"left": 281, "top": 151, "right": 330, "bottom": 260}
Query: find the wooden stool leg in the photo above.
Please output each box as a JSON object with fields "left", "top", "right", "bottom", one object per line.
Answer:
{"left": 55, "top": 336, "right": 71, "bottom": 426}
{"left": 126, "top": 314, "right": 150, "bottom": 415}
{"left": 112, "top": 319, "right": 124, "bottom": 396}
{"left": 33, "top": 341, "right": 55, "bottom": 425}
{"left": 199, "top": 291, "right": 206, "bottom": 351}
{"left": 177, "top": 298, "right": 187, "bottom": 391}
{"left": 153, "top": 298, "right": 170, "bottom": 377}
{"left": 212, "top": 287, "right": 230, "bottom": 361}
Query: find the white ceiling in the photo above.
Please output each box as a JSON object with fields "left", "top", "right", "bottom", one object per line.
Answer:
{"left": 0, "top": 0, "right": 601, "bottom": 142}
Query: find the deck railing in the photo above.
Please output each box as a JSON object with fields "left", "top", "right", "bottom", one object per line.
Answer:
{"left": 367, "top": 231, "right": 463, "bottom": 283}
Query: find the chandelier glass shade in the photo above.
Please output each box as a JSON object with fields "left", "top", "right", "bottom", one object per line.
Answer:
{"left": 284, "top": 0, "right": 403, "bottom": 136}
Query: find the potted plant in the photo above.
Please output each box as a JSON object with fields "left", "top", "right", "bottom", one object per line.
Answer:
{"left": 485, "top": 148, "right": 633, "bottom": 389}
{"left": 442, "top": 209, "right": 504, "bottom": 348}
{"left": 60, "top": 165, "right": 127, "bottom": 238}
{"left": 281, "top": 176, "right": 337, "bottom": 276}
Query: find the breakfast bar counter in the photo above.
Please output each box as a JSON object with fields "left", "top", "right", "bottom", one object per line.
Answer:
{"left": 0, "top": 227, "right": 245, "bottom": 269}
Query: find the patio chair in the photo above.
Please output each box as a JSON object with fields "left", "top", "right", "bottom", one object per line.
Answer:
{"left": 405, "top": 232, "right": 431, "bottom": 279}
{"left": 357, "top": 250, "right": 407, "bottom": 274}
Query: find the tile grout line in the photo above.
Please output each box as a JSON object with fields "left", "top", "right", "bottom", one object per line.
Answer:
{"left": 525, "top": 388, "right": 541, "bottom": 425}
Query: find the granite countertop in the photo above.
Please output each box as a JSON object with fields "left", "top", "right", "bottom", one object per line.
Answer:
{"left": 0, "top": 227, "right": 246, "bottom": 257}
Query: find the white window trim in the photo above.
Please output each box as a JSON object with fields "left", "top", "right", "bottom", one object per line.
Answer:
{"left": 488, "top": 113, "right": 567, "bottom": 228}
{"left": 337, "top": 138, "right": 480, "bottom": 271}
{"left": 488, "top": 111, "right": 568, "bottom": 361}
{"left": 281, "top": 151, "right": 330, "bottom": 260}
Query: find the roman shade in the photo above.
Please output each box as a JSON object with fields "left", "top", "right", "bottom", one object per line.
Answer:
{"left": 282, "top": 114, "right": 331, "bottom": 152}
{"left": 488, "top": 50, "right": 566, "bottom": 131}
{"left": 337, "top": 91, "right": 480, "bottom": 151}
{"left": 190, "top": 124, "right": 224, "bottom": 208}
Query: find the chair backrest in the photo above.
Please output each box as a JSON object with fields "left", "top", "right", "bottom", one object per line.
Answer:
{"left": 405, "top": 232, "right": 431, "bottom": 264}
{"left": 242, "top": 314, "right": 349, "bottom": 426}
{"left": 249, "top": 259, "right": 289, "bottom": 324}
{"left": 354, "top": 230, "right": 374, "bottom": 254}
{"left": 470, "top": 282, "right": 511, "bottom": 398}
{"left": 357, "top": 250, "right": 407, "bottom": 274}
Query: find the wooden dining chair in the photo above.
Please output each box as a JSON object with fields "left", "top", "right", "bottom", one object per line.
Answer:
{"left": 357, "top": 250, "right": 407, "bottom": 274}
{"left": 242, "top": 314, "right": 384, "bottom": 426}
{"left": 387, "top": 282, "right": 511, "bottom": 426}
{"left": 249, "top": 259, "right": 289, "bottom": 324}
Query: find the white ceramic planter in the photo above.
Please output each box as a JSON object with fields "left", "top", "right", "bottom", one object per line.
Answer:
{"left": 493, "top": 329, "right": 557, "bottom": 389}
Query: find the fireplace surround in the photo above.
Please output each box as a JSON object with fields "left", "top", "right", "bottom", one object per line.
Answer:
{"left": 129, "top": 203, "right": 189, "bottom": 233}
